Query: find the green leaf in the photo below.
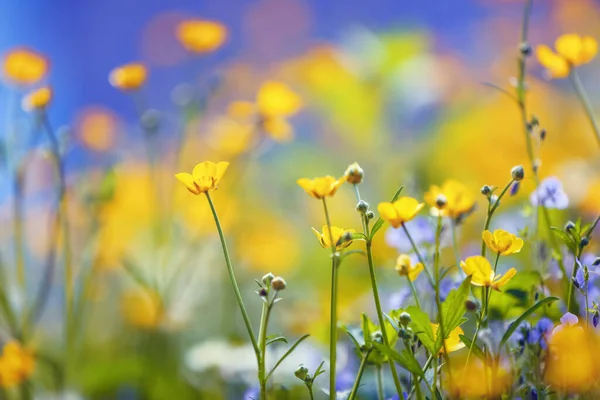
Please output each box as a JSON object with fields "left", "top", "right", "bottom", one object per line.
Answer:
{"left": 372, "top": 342, "right": 424, "bottom": 377}
{"left": 313, "top": 361, "right": 326, "bottom": 379}
{"left": 266, "top": 334, "right": 310, "bottom": 380}
{"left": 459, "top": 334, "right": 485, "bottom": 361}
{"left": 369, "top": 185, "right": 404, "bottom": 239}
{"left": 442, "top": 276, "right": 472, "bottom": 334}
{"left": 361, "top": 313, "right": 372, "bottom": 347}
{"left": 499, "top": 297, "right": 559, "bottom": 348}
{"left": 406, "top": 306, "right": 435, "bottom": 354}
{"left": 266, "top": 334, "right": 288, "bottom": 346}
{"left": 551, "top": 227, "right": 578, "bottom": 254}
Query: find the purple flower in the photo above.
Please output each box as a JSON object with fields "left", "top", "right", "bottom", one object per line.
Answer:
{"left": 529, "top": 177, "right": 569, "bottom": 209}
{"left": 243, "top": 387, "right": 260, "bottom": 400}
{"left": 510, "top": 181, "right": 520, "bottom": 196}
{"left": 553, "top": 312, "right": 579, "bottom": 335}
{"left": 574, "top": 260, "right": 585, "bottom": 289}
{"left": 385, "top": 217, "right": 435, "bottom": 253}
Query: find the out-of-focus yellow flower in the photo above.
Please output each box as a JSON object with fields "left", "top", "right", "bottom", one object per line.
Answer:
{"left": 205, "top": 117, "right": 256, "bottom": 155}
{"left": 176, "top": 19, "right": 227, "bottom": 54}
{"left": 176, "top": 161, "right": 229, "bottom": 195}
{"left": 22, "top": 86, "right": 52, "bottom": 111}
{"left": 297, "top": 176, "right": 346, "bottom": 199}
{"left": 482, "top": 229, "right": 524, "bottom": 256}
{"left": 121, "top": 289, "right": 163, "bottom": 329}
{"left": 76, "top": 107, "right": 118, "bottom": 152}
{"left": 447, "top": 359, "right": 512, "bottom": 398}
{"left": 0, "top": 341, "right": 35, "bottom": 388}
{"left": 536, "top": 34, "right": 597, "bottom": 79}
{"left": 109, "top": 63, "right": 147, "bottom": 91}
{"left": 460, "top": 255, "right": 516, "bottom": 290}
{"left": 424, "top": 180, "right": 474, "bottom": 219}
{"left": 431, "top": 323, "right": 465, "bottom": 354}
{"left": 256, "top": 81, "right": 303, "bottom": 117}
{"left": 2, "top": 47, "right": 48, "bottom": 85}
{"left": 377, "top": 197, "right": 424, "bottom": 228}
{"left": 227, "top": 81, "right": 302, "bottom": 142}
{"left": 395, "top": 254, "right": 424, "bottom": 281}
{"left": 312, "top": 225, "right": 354, "bottom": 251}
{"left": 545, "top": 325, "right": 598, "bottom": 393}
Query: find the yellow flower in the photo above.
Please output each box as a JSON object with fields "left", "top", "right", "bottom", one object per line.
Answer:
{"left": 109, "top": 63, "right": 147, "bottom": 91}
{"left": 424, "top": 180, "right": 474, "bottom": 219}
{"left": 121, "top": 289, "right": 163, "bottom": 329}
{"left": 446, "top": 359, "right": 512, "bottom": 398}
{"left": 395, "top": 254, "right": 424, "bottom": 281}
{"left": 176, "top": 19, "right": 227, "bottom": 54}
{"left": 312, "top": 225, "right": 354, "bottom": 250}
{"left": 482, "top": 229, "right": 524, "bottom": 256}
{"left": 2, "top": 47, "right": 48, "bottom": 85}
{"left": 431, "top": 323, "right": 465, "bottom": 354}
{"left": 261, "top": 116, "right": 293, "bottom": 142}
{"left": 297, "top": 175, "right": 346, "bottom": 199}
{"left": 22, "top": 86, "right": 52, "bottom": 111}
{"left": 377, "top": 197, "right": 424, "bottom": 228}
{"left": 0, "top": 341, "right": 35, "bottom": 388}
{"left": 460, "top": 255, "right": 516, "bottom": 290}
{"left": 175, "top": 161, "right": 229, "bottom": 195}
{"left": 536, "top": 34, "right": 598, "bottom": 79}
{"left": 256, "top": 81, "right": 303, "bottom": 117}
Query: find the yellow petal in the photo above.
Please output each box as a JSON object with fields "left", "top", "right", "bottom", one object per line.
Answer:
{"left": 228, "top": 101, "right": 256, "bottom": 120}
{"left": 579, "top": 36, "right": 598, "bottom": 65}
{"left": 408, "top": 263, "right": 424, "bottom": 281}
{"left": 460, "top": 256, "right": 493, "bottom": 286}
{"left": 214, "top": 162, "right": 229, "bottom": 182}
{"left": 175, "top": 173, "right": 199, "bottom": 194}
{"left": 444, "top": 326, "right": 466, "bottom": 353}
{"left": 377, "top": 202, "right": 399, "bottom": 227}
{"left": 492, "top": 268, "right": 517, "bottom": 290}
{"left": 257, "top": 81, "right": 302, "bottom": 117}
{"left": 297, "top": 178, "right": 316, "bottom": 198}
{"left": 393, "top": 197, "right": 424, "bottom": 223}
{"left": 193, "top": 161, "right": 215, "bottom": 181}
{"left": 536, "top": 45, "right": 570, "bottom": 78}
{"left": 555, "top": 34, "right": 583, "bottom": 64}
{"left": 482, "top": 230, "right": 495, "bottom": 252}
{"left": 311, "top": 227, "right": 326, "bottom": 248}
{"left": 263, "top": 116, "right": 294, "bottom": 142}
{"left": 505, "top": 237, "right": 524, "bottom": 256}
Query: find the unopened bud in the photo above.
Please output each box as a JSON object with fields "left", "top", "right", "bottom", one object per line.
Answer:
{"left": 356, "top": 200, "right": 369, "bottom": 214}
{"left": 258, "top": 288, "right": 268, "bottom": 297}
{"left": 341, "top": 231, "right": 353, "bottom": 243}
{"left": 435, "top": 194, "right": 447, "bottom": 209}
{"left": 511, "top": 165, "right": 525, "bottom": 181}
{"left": 366, "top": 211, "right": 375, "bottom": 220}
{"left": 262, "top": 273, "right": 275, "bottom": 285}
{"left": 345, "top": 162, "right": 364, "bottom": 184}
{"left": 371, "top": 331, "right": 383, "bottom": 344}
{"left": 565, "top": 221, "right": 576, "bottom": 233}
{"left": 271, "top": 276, "right": 287, "bottom": 291}
{"left": 519, "top": 42, "right": 532, "bottom": 56}
{"left": 480, "top": 185, "right": 492, "bottom": 196}
{"left": 295, "top": 364, "right": 309, "bottom": 381}
{"left": 593, "top": 257, "right": 600, "bottom": 267}
{"left": 399, "top": 312, "right": 411, "bottom": 326}
{"left": 140, "top": 109, "right": 161, "bottom": 133}
{"left": 581, "top": 237, "right": 590, "bottom": 248}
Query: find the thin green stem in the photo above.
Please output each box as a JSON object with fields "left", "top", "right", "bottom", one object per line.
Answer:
{"left": 451, "top": 219, "right": 461, "bottom": 268}
{"left": 205, "top": 193, "right": 259, "bottom": 357}
{"left": 566, "top": 247, "right": 582, "bottom": 314}
{"left": 258, "top": 295, "right": 273, "bottom": 400}
{"left": 308, "top": 384, "right": 315, "bottom": 400}
{"left": 569, "top": 68, "right": 600, "bottom": 149}
{"left": 481, "top": 179, "right": 514, "bottom": 257}
{"left": 322, "top": 198, "right": 340, "bottom": 398}
{"left": 433, "top": 215, "right": 452, "bottom": 386}
{"left": 401, "top": 224, "right": 435, "bottom": 286}
{"left": 407, "top": 355, "right": 433, "bottom": 399}
{"left": 376, "top": 365, "right": 385, "bottom": 400}
{"left": 347, "top": 349, "right": 372, "bottom": 400}
{"left": 407, "top": 277, "right": 421, "bottom": 309}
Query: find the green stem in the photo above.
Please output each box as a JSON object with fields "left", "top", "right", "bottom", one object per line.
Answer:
{"left": 322, "top": 199, "right": 340, "bottom": 398}
{"left": 401, "top": 224, "right": 435, "bottom": 286}
{"left": 307, "top": 384, "right": 315, "bottom": 400}
{"left": 407, "top": 277, "right": 421, "bottom": 309}
{"left": 205, "top": 193, "right": 259, "bottom": 358}
{"left": 366, "top": 240, "right": 405, "bottom": 398}
{"left": 481, "top": 179, "right": 514, "bottom": 257}
{"left": 569, "top": 68, "right": 600, "bottom": 149}
{"left": 566, "top": 248, "right": 582, "bottom": 314}
{"left": 13, "top": 167, "right": 25, "bottom": 297}
{"left": 347, "top": 349, "right": 372, "bottom": 400}
{"left": 407, "top": 355, "right": 433, "bottom": 399}
{"left": 258, "top": 295, "right": 273, "bottom": 400}
{"left": 376, "top": 365, "right": 385, "bottom": 400}
{"left": 451, "top": 219, "right": 461, "bottom": 268}
{"left": 433, "top": 215, "right": 452, "bottom": 386}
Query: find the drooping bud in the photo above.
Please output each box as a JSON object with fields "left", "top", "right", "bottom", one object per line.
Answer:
{"left": 271, "top": 276, "right": 287, "bottom": 291}
{"left": 565, "top": 221, "right": 576, "bottom": 233}
{"left": 480, "top": 185, "right": 492, "bottom": 197}
{"left": 511, "top": 165, "right": 525, "bottom": 181}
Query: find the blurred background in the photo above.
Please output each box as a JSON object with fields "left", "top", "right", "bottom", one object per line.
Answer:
{"left": 0, "top": 0, "right": 599, "bottom": 398}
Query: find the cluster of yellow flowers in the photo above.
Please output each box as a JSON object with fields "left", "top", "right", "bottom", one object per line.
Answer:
{"left": 537, "top": 34, "right": 597, "bottom": 79}
{"left": 0, "top": 342, "right": 35, "bottom": 389}
{"left": 2, "top": 47, "right": 52, "bottom": 110}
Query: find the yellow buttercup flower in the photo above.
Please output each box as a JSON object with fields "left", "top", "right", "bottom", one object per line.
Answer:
{"left": 2, "top": 47, "right": 48, "bottom": 85}
{"left": 22, "top": 86, "right": 52, "bottom": 111}
{"left": 121, "top": 289, "right": 163, "bottom": 329}
{"left": 395, "top": 254, "right": 424, "bottom": 281}
{"left": 460, "top": 255, "right": 516, "bottom": 290}
{"left": 297, "top": 175, "right": 346, "bottom": 199}
{"left": 446, "top": 359, "right": 512, "bottom": 398}
{"left": 482, "top": 229, "right": 523, "bottom": 256}
{"left": 431, "top": 323, "right": 465, "bottom": 354}
{"left": 424, "top": 180, "right": 475, "bottom": 219}
{"left": 312, "top": 225, "right": 354, "bottom": 251}
{"left": 377, "top": 197, "right": 424, "bottom": 228}
{"left": 109, "top": 63, "right": 147, "bottom": 91}
{"left": 176, "top": 161, "right": 229, "bottom": 195}
{"left": 176, "top": 19, "right": 227, "bottom": 54}
{"left": 256, "top": 81, "right": 303, "bottom": 117}
{"left": 536, "top": 34, "right": 598, "bottom": 79}
{"left": 0, "top": 341, "right": 35, "bottom": 388}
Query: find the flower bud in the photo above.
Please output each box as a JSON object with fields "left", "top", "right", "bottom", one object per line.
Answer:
{"left": 366, "top": 211, "right": 375, "bottom": 220}
{"left": 356, "top": 200, "right": 369, "bottom": 214}
{"left": 140, "top": 109, "right": 161, "bottom": 133}
{"left": 581, "top": 236, "right": 590, "bottom": 248}
{"left": 271, "top": 276, "right": 287, "bottom": 291}
{"left": 435, "top": 194, "right": 447, "bottom": 209}
{"left": 345, "top": 162, "right": 364, "bottom": 184}
{"left": 371, "top": 331, "right": 383, "bottom": 344}
{"left": 480, "top": 185, "right": 492, "bottom": 197}
{"left": 465, "top": 299, "right": 478, "bottom": 312}
{"left": 540, "top": 129, "right": 547, "bottom": 141}
{"left": 262, "top": 273, "right": 275, "bottom": 285}
{"left": 565, "top": 221, "right": 576, "bottom": 233}
{"left": 490, "top": 194, "right": 499, "bottom": 205}
{"left": 258, "top": 288, "right": 268, "bottom": 297}
{"left": 511, "top": 165, "right": 525, "bottom": 181}
{"left": 399, "top": 312, "right": 411, "bottom": 326}
{"left": 341, "top": 231, "right": 354, "bottom": 244}
{"left": 295, "top": 364, "right": 309, "bottom": 381}
{"left": 593, "top": 257, "right": 600, "bottom": 267}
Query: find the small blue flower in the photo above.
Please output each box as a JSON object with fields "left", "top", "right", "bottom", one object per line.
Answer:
{"left": 510, "top": 181, "right": 520, "bottom": 196}
{"left": 560, "top": 312, "right": 578, "bottom": 326}
{"left": 529, "top": 177, "right": 569, "bottom": 209}
{"left": 385, "top": 217, "right": 435, "bottom": 253}
{"left": 574, "top": 262, "right": 585, "bottom": 289}
{"left": 243, "top": 387, "right": 260, "bottom": 400}
{"left": 593, "top": 310, "right": 599, "bottom": 328}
